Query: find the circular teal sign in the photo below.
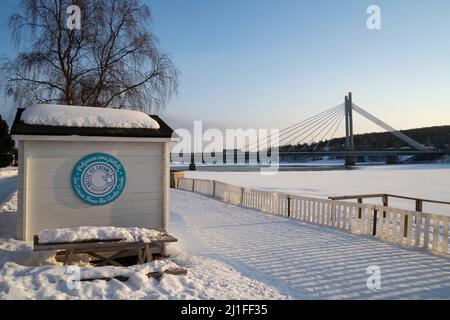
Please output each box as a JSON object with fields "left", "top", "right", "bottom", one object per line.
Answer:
{"left": 71, "top": 153, "right": 126, "bottom": 206}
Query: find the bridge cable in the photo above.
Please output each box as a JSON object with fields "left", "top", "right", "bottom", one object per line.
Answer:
{"left": 243, "top": 103, "right": 343, "bottom": 152}
{"left": 325, "top": 113, "right": 345, "bottom": 149}
{"left": 312, "top": 111, "right": 345, "bottom": 151}
{"left": 245, "top": 104, "right": 342, "bottom": 152}
{"left": 289, "top": 109, "right": 344, "bottom": 153}
{"left": 256, "top": 105, "right": 344, "bottom": 152}
{"left": 282, "top": 106, "right": 344, "bottom": 151}
{"left": 285, "top": 106, "right": 344, "bottom": 152}
{"left": 277, "top": 106, "right": 344, "bottom": 150}
{"left": 313, "top": 113, "right": 345, "bottom": 151}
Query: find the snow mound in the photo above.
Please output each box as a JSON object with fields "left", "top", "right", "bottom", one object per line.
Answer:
{"left": 21, "top": 104, "right": 160, "bottom": 129}
{"left": 0, "top": 240, "right": 288, "bottom": 300}
{"left": 0, "top": 167, "right": 18, "bottom": 178}
{"left": 0, "top": 239, "right": 57, "bottom": 268}
{"left": 37, "top": 226, "right": 167, "bottom": 244}
{"left": 1, "top": 192, "right": 17, "bottom": 213}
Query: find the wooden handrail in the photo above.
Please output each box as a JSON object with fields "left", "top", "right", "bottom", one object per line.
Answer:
{"left": 329, "top": 193, "right": 450, "bottom": 206}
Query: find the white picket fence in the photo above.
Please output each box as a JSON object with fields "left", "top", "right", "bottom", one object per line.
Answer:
{"left": 176, "top": 177, "right": 450, "bottom": 258}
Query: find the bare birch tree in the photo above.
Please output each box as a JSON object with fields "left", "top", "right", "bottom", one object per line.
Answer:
{"left": 1, "top": 0, "right": 178, "bottom": 113}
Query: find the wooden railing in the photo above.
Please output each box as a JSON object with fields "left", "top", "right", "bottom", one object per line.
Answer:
{"left": 176, "top": 177, "right": 450, "bottom": 258}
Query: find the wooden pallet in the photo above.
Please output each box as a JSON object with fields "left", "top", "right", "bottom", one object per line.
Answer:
{"left": 33, "top": 234, "right": 178, "bottom": 266}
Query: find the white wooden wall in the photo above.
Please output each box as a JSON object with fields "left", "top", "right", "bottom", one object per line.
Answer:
{"left": 18, "top": 140, "right": 169, "bottom": 241}
{"left": 16, "top": 141, "right": 25, "bottom": 239}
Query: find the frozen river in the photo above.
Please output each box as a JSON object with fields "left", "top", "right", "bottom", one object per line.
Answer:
{"left": 184, "top": 163, "right": 450, "bottom": 216}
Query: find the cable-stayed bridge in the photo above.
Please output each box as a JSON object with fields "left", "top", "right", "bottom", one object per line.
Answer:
{"left": 172, "top": 93, "right": 447, "bottom": 167}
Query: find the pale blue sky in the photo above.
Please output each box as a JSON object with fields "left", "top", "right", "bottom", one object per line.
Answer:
{"left": 1, "top": 0, "right": 450, "bottom": 134}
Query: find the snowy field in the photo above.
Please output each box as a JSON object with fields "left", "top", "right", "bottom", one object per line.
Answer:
{"left": 184, "top": 164, "right": 450, "bottom": 216}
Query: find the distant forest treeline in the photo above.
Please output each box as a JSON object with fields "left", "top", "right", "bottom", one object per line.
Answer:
{"left": 280, "top": 125, "right": 450, "bottom": 152}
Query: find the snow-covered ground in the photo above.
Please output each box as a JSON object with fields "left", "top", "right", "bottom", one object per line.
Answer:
{"left": 185, "top": 164, "right": 450, "bottom": 216}
{"left": 0, "top": 241, "right": 286, "bottom": 300}
{"left": 0, "top": 189, "right": 286, "bottom": 300}
{"left": 0, "top": 192, "right": 17, "bottom": 240}
{"left": 0, "top": 167, "right": 18, "bottom": 178}
{"left": 170, "top": 190, "right": 450, "bottom": 299}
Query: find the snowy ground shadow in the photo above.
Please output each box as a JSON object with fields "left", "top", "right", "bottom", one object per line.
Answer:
{"left": 171, "top": 190, "right": 450, "bottom": 299}
{"left": 0, "top": 212, "right": 16, "bottom": 239}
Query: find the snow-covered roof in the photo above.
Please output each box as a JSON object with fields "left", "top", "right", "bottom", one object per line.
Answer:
{"left": 21, "top": 104, "right": 160, "bottom": 129}
{"left": 11, "top": 107, "right": 175, "bottom": 139}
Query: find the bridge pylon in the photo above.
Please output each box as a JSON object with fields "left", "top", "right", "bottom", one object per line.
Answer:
{"left": 345, "top": 92, "right": 355, "bottom": 166}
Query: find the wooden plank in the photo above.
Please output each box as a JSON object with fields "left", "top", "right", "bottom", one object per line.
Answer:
{"left": 34, "top": 234, "right": 177, "bottom": 252}
{"left": 442, "top": 219, "right": 449, "bottom": 255}
{"left": 359, "top": 206, "right": 365, "bottom": 233}
{"left": 350, "top": 205, "right": 357, "bottom": 231}
{"left": 306, "top": 200, "right": 310, "bottom": 222}
{"left": 391, "top": 209, "right": 398, "bottom": 242}
{"left": 80, "top": 269, "right": 188, "bottom": 282}
{"left": 325, "top": 202, "right": 331, "bottom": 226}
{"left": 341, "top": 205, "right": 347, "bottom": 230}
{"left": 329, "top": 193, "right": 385, "bottom": 201}
{"left": 399, "top": 211, "right": 406, "bottom": 244}
{"left": 407, "top": 213, "right": 413, "bottom": 246}
{"left": 366, "top": 207, "right": 372, "bottom": 235}
{"left": 300, "top": 199, "right": 305, "bottom": 220}
{"left": 320, "top": 202, "right": 325, "bottom": 225}
{"left": 423, "top": 216, "right": 430, "bottom": 249}
{"left": 332, "top": 202, "right": 339, "bottom": 227}
{"left": 384, "top": 208, "right": 390, "bottom": 241}
{"left": 415, "top": 213, "right": 422, "bottom": 247}
{"left": 312, "top": 201, "right": 317, "bottom": 223}
{"left": 432, "top": 218, "right": 440, "bottom": 252}
{"left": 376, "top": 206, "right": 383, "bottom": 238}
{"left": 331, "top": 202, "right": 336, "bottom": 226}
{"left": 292, "top": 198, "right": 297, "bottom": 219}
{"left": 330, "top": 193, "right": 450, "bottom": 206}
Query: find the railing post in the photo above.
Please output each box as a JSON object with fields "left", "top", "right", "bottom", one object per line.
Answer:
{"left": 408, "top": 199, "right": 423, "bottom": 238}
{"left": 373, "top": 208, "right": 378, "bottom": 236}
{"left": 382, "top": 194, "right": 388, "bottom": 218}
{"left": 192, "top": 179, "right": 195, "bottom": 192}
{"left": 358, "top": 198, "right": 362, "bottom": 218}
{"left": 212, "top": 181, "right": 216, "bottom": 199}
{"left": 287, "top": 196, "right": 291, "bottom": 218}
{"left": 240, "top": 187, "right": 245, "bottom": 205}
{"left": 331, "top": 202, "right": 336, "bottom": 225}
{"left": 415, "top": 200, "right": 423, "bottom": 212}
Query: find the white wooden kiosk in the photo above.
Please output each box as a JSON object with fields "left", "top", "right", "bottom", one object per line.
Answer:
{"left": 11, "top": 105, "right": 175, "bottom": 245}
